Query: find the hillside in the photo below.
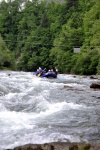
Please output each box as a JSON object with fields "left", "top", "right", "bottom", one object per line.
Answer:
{"left": 0, "top": 0, "right": 100, "bottom": 74}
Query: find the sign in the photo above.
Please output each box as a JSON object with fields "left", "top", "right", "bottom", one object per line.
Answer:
{"left": 73, "top": 47, "right": 80, "bottom": 53}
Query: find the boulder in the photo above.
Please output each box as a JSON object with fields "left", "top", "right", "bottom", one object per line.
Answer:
{"left": 7, "top": 142, "right": 100, "bottom": 150}
{"left": 90, "top": 83, "right": 100, "bottom": 89}
{"left": 90, "top": 75, "right": 100, "bottom": 80}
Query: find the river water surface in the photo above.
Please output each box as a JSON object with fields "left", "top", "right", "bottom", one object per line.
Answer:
{"left": 0, "top": 71, "right": 100, "bottom": 150}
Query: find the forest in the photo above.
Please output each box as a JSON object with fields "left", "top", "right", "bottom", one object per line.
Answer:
{"left": 0, "top": 0, "right": 100, "bottom": 75}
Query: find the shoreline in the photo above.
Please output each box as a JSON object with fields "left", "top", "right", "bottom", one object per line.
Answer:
{"left": 7, "top": 142, "right": 100, "bottom": 150}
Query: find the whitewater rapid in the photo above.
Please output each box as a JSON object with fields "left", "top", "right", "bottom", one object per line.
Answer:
{"left": 0, "top": 71, "right": 100, "bottom": 150}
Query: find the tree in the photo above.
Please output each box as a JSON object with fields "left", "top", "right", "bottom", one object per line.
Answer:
{"left": 0, "top": 35, "right": 16, "bottom": 70}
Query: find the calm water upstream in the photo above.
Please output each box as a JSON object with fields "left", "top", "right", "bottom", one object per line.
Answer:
{"left": 0, "top": 71, "right": 100, "bottom": 150}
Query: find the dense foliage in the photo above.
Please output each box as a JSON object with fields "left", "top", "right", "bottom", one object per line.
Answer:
{"left": 0, "top": 35, "right": 16, "bottom": 70}
{"left": 0, "top": 0, "right": 100, "bottom": 74}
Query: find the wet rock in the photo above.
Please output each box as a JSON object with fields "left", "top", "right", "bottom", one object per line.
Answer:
{"left": 90, "top": 76, "right": 97, "bottom": 79}
{"left": 7, "top": 142, "right": 100, "bottom": 150}
{"left": 73, "top": 76, "right": 76, "bottom": 78}
{"left": 90, "top": 75, "right": 100, "bottom": 80}
{"left": 90, "top": 82, "right": 100, "bottom": 89}
{"left": 69, "top": 144, "right": 78, "bottom": 150}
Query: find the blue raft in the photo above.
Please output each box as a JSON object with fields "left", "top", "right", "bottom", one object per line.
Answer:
{"left": 41, "top": 71, "right": 57, "bottom": 78}
{"left": 33, "top": 71, "right": 57, "bottom": 78}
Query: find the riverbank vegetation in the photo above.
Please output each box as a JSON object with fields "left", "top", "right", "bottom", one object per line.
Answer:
{"left": 0, "top": 0, "right": 100, "bottom": 74}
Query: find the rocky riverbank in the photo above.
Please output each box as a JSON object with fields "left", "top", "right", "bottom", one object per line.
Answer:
{"left": 7, "top": 142, "right": 100, "bottom": 150}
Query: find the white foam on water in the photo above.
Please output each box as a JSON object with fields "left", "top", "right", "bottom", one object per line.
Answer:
{"left": 64, "top": 82, "right": 84, "bottom": 88}
{"left": 0, "top": 110, "right": 35, "bottom": 129}
{"left": 4, "top": 92, "right": 17, "bottom": 99}
{"left": 0, "top": 103, "right": 6, "bottom": 111}
{"left": 31, "top": 75, "right": 65, "bottom": 90}
{"left": 26, "top": 101, "right": 87, "bottom": 120}
{"left": 48, "top": 133, "right": 81, "bottom": 143}
{"left": 0, "top": 84, "right": 9, "bottom": 93}
{"left": 57, "top": 74, "right": 77, "bottom": 80}
{"left": 64, "top": 102, "right": 87, "bottom": 109}
{"left": 0, "top": 71, "right": 100, "bottom": 150}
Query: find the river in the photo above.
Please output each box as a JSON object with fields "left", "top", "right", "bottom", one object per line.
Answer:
{"left": 0, "top": 71, "right": 100, "bottom": 150}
